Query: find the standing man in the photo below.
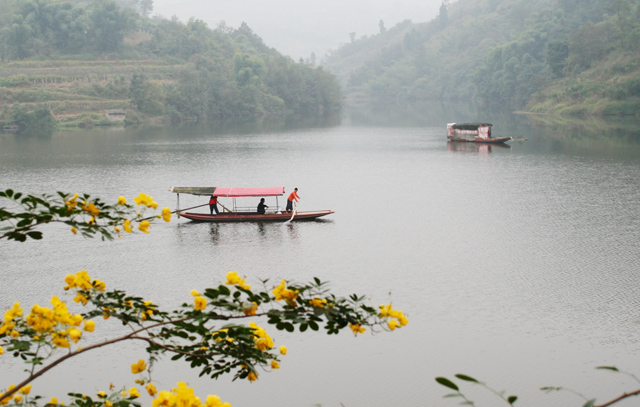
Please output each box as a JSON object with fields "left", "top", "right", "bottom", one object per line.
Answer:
{"left": 209, "top": 194, "right": 219, "bottom": 215}
{"left": 286, "top": 188, "right": 300, "bottom": 212}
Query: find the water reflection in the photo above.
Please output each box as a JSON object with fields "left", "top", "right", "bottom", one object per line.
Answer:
{"left": 208, "top": 223, "right": 220, "bottom": 245}
{"left": 447, "top": 141, "right": 511, "bottom": 154}
{"left": 524, "top": 114, "right": 640, "bottom": 158}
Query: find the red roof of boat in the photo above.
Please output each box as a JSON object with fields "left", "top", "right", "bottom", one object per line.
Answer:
{"left": 169, "top": 186, "right": 286, "bottom": 197}
{"left": 212, "top": 187, "right": 285, "bottom": 197}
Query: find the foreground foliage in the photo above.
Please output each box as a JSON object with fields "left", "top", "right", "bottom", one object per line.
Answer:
{"left": 0, "top": 189, "right": 408, "bottom": 407}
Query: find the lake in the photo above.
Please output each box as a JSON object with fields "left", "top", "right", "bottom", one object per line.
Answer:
{"left": 2, "top": 114, "right": 640, "bottom": 407}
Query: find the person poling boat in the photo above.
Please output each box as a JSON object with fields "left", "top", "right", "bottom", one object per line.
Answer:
{"left": 209, "top": 194, "right": 219, "bottom": 215}
{"left": 167, "top": 186, "right": 333, "bottom": 223}
{"left": 286, "top": 188, "right": 300, "bottom": 212}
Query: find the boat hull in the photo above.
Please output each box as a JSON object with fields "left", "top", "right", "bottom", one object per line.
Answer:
{"left": 447, "top": 135, "right": 512, "bottom": 144}
{"left": 178, "top": 210, "right": 334, "bottom": 223}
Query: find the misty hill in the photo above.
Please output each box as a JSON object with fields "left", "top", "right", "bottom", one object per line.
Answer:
{"left": 322, "top": 0, "right": 640, "bottom": 116}
{"left": 0, "top": 0, "right": 341, "bottom": 130}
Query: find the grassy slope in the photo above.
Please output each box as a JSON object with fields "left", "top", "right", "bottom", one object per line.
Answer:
{"left": 527, "top": 50, "right": 640, "bottom": 116}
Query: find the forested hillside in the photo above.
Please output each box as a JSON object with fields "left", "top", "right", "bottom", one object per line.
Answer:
{"left": 0, "top": 0, "right": 341, "bottom": 130}
{"left": 323, "top": 0, "right": 640, "bottom": 116}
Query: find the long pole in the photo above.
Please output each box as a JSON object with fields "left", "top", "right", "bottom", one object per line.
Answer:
{"left": 288, "top": 201, "right": 297, "bottom": 222}
{"left": 139, "top": 203, "right": 208, "bottom": 221}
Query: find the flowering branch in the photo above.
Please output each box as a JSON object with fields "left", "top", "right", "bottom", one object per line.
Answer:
{"left": 1, "top": 190, "right": 409, "bottom": 407}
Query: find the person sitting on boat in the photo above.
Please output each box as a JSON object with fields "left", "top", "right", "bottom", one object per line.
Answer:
{"left": 209, "top": 194, "right": 219, "bottom": 215}
{"left": 257, "top": 198, "right": 269, "bottom": 214}
{"left": 286, "top": 188, "right": 300, "bottom": 212}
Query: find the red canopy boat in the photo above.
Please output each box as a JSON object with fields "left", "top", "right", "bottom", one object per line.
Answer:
{"left": 168, "top": 186, "right": 334, "bottom": 222}
{"left": 447, "top": 123, "right": 512, "bottom": 143}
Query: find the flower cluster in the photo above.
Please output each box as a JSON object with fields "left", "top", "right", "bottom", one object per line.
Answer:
{"left": 133, "top": 193, "right": 158, "bottom": 209}
{"left": 64, "top": 270, "right": 106, "bottom": 305}
{"left": 0, "top": 385, "right": 31, "bottom": 406}
{"left": 152, "top": 382, "right": 230, "bottom": 407}
{"left": 272, "top": 280, "right": 299, "bottom": 306}
{"left": 379, "top": 304, "right": 409, "bottom": 330}
{"left": 249, "top": 322, "right": 274, "bottom": 351}
{"left": 225, "top": 271, "right": 251, "bottom": 290}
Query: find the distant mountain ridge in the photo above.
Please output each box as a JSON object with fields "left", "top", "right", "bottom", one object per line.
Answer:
{"left": 322, "top": 0, "right": 640, "bottom": 116}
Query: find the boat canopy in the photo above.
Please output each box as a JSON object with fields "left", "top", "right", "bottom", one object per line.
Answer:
{"left": 450, "top": 123, "right": 492, "bottom": 130}
{"left": 169, "top": 186, "right": 285, "bottom": 197}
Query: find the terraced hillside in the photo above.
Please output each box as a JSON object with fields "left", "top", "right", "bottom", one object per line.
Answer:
{"left": 0, "top": 59, "right": 188, "bottom": 128}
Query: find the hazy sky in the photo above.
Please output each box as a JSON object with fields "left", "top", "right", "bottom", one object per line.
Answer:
{"left": 152, "top": 0, "right": 443, "bottom": 60}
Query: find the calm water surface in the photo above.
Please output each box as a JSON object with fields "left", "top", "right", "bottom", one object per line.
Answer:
{"left": 2, "top": 118, "right": 640, "bottom": 407}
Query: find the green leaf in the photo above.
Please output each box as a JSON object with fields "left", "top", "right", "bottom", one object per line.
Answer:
{"left": 455, "top": 374, "right": 478, "bottom": 383}
{"left": 435, "top": 377, "right": 459, "bottom": 391}
{"left": 27, "top": 231, "right": 43, "bottom": 240}
{"left": 596, "top": 366, "right": 619, "bottom": 372}
{"left": 582, "top": 399, "right": 596, "bottom": 407}
{"left": 508, "top": 395, "right": 517, "bottom": 404}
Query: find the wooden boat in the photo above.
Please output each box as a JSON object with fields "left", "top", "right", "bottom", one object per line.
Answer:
{"left": 168, "top": 186, "right": 334, "bottom": 223}
{"left": 447, "top": 123, "right": 512, "bottom": 143}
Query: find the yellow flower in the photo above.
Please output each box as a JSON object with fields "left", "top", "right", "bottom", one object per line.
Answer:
{"left": 117, "top": 196, "right": 127, "bottom": 205}
{"left": 49, "top": 396, "right": 58, "bottom": 405}
{"left": 225, "top": 271, "right": 244, "bottom": 286}
{"left": 97, "top": 391, "right": 107, "bottom": 399}
{"left": 205, "top": 395, "right": 231, "bottom": 407}
{"left": 19, "top": 385, "right": 31, "bottom": 395}
{"left": 131, "top": 359, "right": 147, "bottom": 374}
{"left": 146, "top": 383, "right": 157, "bottom": 397}
{"left": 0, "top": 345, "right": 3, "bottom": 355}
{"left": 161, "top": 207, "right": 172, "bottom": 222}
{"left": 247, "top": 371, "right": 258, "bottom": 382}
{"left": 190, "top": 290, "right": 200, "bottom": 296}
{"left": 123, "top": 219, "right": 132, "bottom": 233}
{"left": 68, "top": 328, "right": 82, "bottom": 343}
{"left": 66, "top": 193, "right": 79, "bottom": 210}
{"left": 270, "top": 360, "right": 280, "bottom": 369}
{"left": 194, "top": 296, "right": 207, "bottom": 311}
{"left": 349, "top": 323, "right": 366, "bottom": 335}
{"left": 242, "top": 302, "right": 258, "bottom": 316}
{"left": 105, "top": 401, "right": 113, "bottom": 407}
{"left": 128, "top": 388, "right": 140, "bottom": 398}
{"left": 138, "top": 220, "right": 151, "bottom": 234}
{"left": 272, "top": 280, "right": 298, "bottom": 306}
{"left": 134, "top": 193, "right": 158, "bottom": 209}
{"left": 80, "top": 202, "right": 101, "bottom": 217}
{"left": 71, "top": 227, "right": 77, "bottom": 234}
{"left": 13, "top": 395, "right": 22, "bottom": 403}
{"left": 279, "top": 346, "right": 287, "bottom": 355}
{"left": 309, "top": 297, "right": 327, "bottom": 308}
{"left": 10, "top": 329, "right": 19, "bottom": 338}
{"left": 388, "top": 319, "right": 398, "bottom": 331}
{"left": 4, "top": 302, "right": 23, "bottom": 322}
{"left": 249, "top": 322, "right": 273, "bottom": 350}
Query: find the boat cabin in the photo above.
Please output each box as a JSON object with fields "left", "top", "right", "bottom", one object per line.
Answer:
{"left": 447, "top": 123, "right": 493, "bottom": 140}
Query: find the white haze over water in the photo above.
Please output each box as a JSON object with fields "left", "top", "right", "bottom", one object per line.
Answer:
{"left": 151, "top": 0, "right": 442, "bottom": 59}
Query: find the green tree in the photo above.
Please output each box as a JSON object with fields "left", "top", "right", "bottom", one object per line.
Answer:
{"left": 546, "top": 40, "right": 569, "bottom": 77}
{"left": 88, "top": 0, "right": 132, "bottom": 52}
